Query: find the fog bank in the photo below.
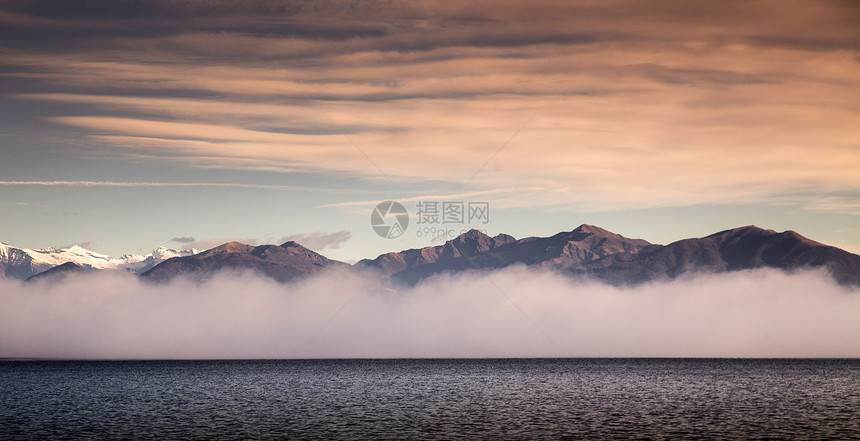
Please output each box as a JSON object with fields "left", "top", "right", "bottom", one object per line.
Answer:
{"left": 1, "top": 268, "right": 858, "bottom": 359}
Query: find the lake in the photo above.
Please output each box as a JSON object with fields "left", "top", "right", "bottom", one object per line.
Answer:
{"left": 1, "top": 359, "right": 858, "bottom": 439}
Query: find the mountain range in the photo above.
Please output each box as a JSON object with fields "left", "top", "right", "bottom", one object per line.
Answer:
{"left": 4, "top": 225, "right": 859, "bottom": 287}
{"left": 357, "top": 225, "right": 860, "bottom": 286}
{"left": 0, "top": 242, "right": 196, "bottom": 280}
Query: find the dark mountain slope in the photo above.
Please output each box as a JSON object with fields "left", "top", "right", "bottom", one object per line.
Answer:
{"left": 141, "top": 241, "right": 346, "bottom": 283}
{"left": 583, "top": 226, "right": 860, "bottom": 286}
{"left": 25, "top": 262, "right": 90, "bottom": 282}
{"left": 361, "top": 225, "right": 656, "bottom": 285}
{"left": 356, "top": 229, "right": 517, "bottom": 276}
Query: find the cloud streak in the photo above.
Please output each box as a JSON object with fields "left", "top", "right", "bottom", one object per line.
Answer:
{"left": 279, "top": 231, "right": 351, "bottom": 251}
{"left": 1, "top": 0, "right": 859, "bottom": 214}
{"left": 1, "top": 267, "right": 858, "bottom": 359}
{"left": 0, "top": 180, "right": 357, "bottom": 192}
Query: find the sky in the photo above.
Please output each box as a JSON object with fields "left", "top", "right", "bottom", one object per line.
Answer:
{"left": 1, "top": 0, "right": 859, "bottom": 262}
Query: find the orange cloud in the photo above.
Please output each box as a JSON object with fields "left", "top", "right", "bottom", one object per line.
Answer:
{"left": 3, "top": 0, "right": 858, "bottom": 213}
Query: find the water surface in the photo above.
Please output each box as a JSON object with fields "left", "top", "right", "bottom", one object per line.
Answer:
{"left": 1, "top": 359, "right": 858, "bottom": 440}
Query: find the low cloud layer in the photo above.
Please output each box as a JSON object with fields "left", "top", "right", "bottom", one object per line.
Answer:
{"left": 1, "top": 268, "right": 858, "bottom": 359}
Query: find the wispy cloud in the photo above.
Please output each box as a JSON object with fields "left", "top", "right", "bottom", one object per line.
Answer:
{"left": 318, "top": 188, "right": 545, "bottom": 209}
{"left": 175, "top": 232, "right": 352, "bottom": 252}
{"left": 279, "top": 231, "right": 352, "bottom": 250}
{"left": 0, "top": 180, "right": 357, "bottom": 192}
{"left": 1, "top": 0, "right": 859, "bottom": 213}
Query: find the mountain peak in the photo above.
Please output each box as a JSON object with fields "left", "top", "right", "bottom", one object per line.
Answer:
{"left": 453, "top": 229, "right": 491, "bottom": 241}
{"left": 708, "top": 225, "right": 775, "bottom": 238}
{"left": 572, "top": 224, "right": 613, "bottom": 236}
{"left": 200, "top": 241, "right": 255, "bottom": 257}
{"left": 563, "top": 224, "right": 649, "bottom": 247}
{"left": 444, "top": 229, "right": 516, "bottom": 258}
{"left": 451, "top": 229, "right": 516, "bottom": 245}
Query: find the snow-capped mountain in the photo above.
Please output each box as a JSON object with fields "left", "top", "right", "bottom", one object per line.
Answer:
{"left": 120, "top": 246, "right": 200, "bottom": 273}
{"left": 0, "top": 242, "right": 198, "bottom": 280}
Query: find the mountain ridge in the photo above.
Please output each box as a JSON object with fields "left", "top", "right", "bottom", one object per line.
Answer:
{"left": 0, "top": 241, "right": 197, "bottom": 280}
{"left": 356, "top": 224, "right": 858, "bottom": 286}
{"left": 7, "top": 225, "right": 860, "bottom": 287}
{"left": 360, "top": 225, "right": 658, "bottom": 285}
{"left": 579, "top": 225, "right": 860, "bottom": 285}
